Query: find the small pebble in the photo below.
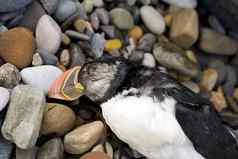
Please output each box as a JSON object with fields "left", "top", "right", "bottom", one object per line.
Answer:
{"left": 41, "top": 103, "right": 76, "bottom": 136}
{"left": 142, "top": 53, "right": 156, "bottom": 68}
{"left": 210, "top": 87, "right": 227, "bottom": 112}
{"left": 65, "top": 30, "right": 90, "bottom": 41}
{"left": 0, "top": 87, "right": 9, "bottom": 112}
{"left": 140, "top": 6, "right": 165, "bottom": 35}
{"left": 16, "top": 147, "right": 38, "bottom": 159}
{"left": 182, "top": 81, "right": 200, "bottom": 93}
{"left": 80, "top": 152, "right": 111, "bottom": 159}
{"left": 199, "top": 68, "right": 218, "bottom": 91}
{"left": 96, "top": 8, "right": 110, "bottom": 25}
{"left": 61, "top": 33, "right": 71, "bottom": 46}
{"left": 38, "top": 49, "right": 59, "bottom": 65}
{"left": 137, "top": 33, "right": 156, "bottom": 52}
{"left": 101, "top": 25, "right": 116, "bottom": 38}
{"left": 185, "top": 50, "right": 197, "bottom": 63}
{"left": 128, "top": 26, "right": 143, "bottom": 41}
{"left": 69, "top": 44, "right": 86, "bottom": 67}
{"left": 83, "top": 0, "right": 94, "bottom": 13}
{"left": 129, "top": 50, "right": 144, "bottom": 62}
{"left": 110, "top": 8, "right": 134, "bottom": 30}
{"left": 90, "top": 33, "right": 106, "bottom": 58}
{"left": 0, "top": 63, "right": 21, "bottom": 89}
{"left": 74, "top": 18, "right": 88, "bottom": 32}
{"left": 32, "top": 53, "right": 43, "bottom": 66}
{"left": 105, "top": 39, "right": 122, "bottom": 52}
{"left": 161, "top": 0, "right": 197, "bottom": 8}
{"left": 36, "top": 15, "right": 62, "bottom": 55}
{"left": 91, "top": 12, "right": 100, "bottom": 30}
{"left": 64, "top": 121, "right": 104, "bottom": 154}
{"left": 92, "top": 144, "right": 104, "bottom": 153}
{"left": 60, "top": 49, "right": 70, "bottom": 67}
{"left": 39, "top": 0, "right": 59, "bottom": 15}
{"left": 164, "top": 14, "right": 173, "bottom": 27}
{"left": 93, "top": 0, "right": 104, "bottom": 7}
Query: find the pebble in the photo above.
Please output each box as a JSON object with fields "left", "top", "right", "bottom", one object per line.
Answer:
{"left": 185, "top": 50, "right": 197, "bottom": 64}
{"left": 74, "top": 18, "right": 88, "bottom": 32}
{"left": 101, "top": 25, "right": 116, "bottom": 38}
{"left": 153, "top": 42, "right": 199, "bottom": 77}
{"left": 83, "top": 0, "right": 94, "bottom": 13}
{"left": 208, "top": 16, "right": 226, "bottom": 34}
{"left": 129, "top": 50, "right": 144, "bottom": 62}
{"left": 1, "top": 85, "right": 46, "bottom": 149}
{"left": 54, "top": 0, "right": 78, "bottom": 22}
{"left": 80, "top": 152, "right": 111, "bottom": 159}
{"left": 0, "top": 25, "right": 8, "bottom": 33}
{"left": 20, "top": 65, "right": 63, "bottom": 94}
{"left": 142, "top": 53, "right": 156, "bottom": 68}
{"left": 110, "top": 8, "right": 134, "bottom": 30}
{"left": 210, "top": 87, "right": 227, "bottom": 112}
{"left": 91, "top": 12, "right": 100, "bottom": 30}
{"left": 0, "top": 63, "right": 21, "bottom": 89}
{"left": 0, "top": 27, "right": 34, "bottom": 68}
{"left": 90, "top": 33, "right": 106, "bottom": 58}
{"left": 64, "top": 121, "right": 104, "bottom": 154}
{"left": 37, "top": 138, "right": 64, "bottom": 159}
{"left": 223, "top": 65, "right": 237, "bottom": 96}
{"left": 41, "top": 103, "right": 76, "bottom": 136}
{"left": 164, "top": 14, "right": 173, "bottom": 27}
{"left": 38, "top": 49, "right": 59, "bottom": 65}
{"left": 39, "top": 0, "right": 59, "bottom": 15}
{"left": 199, "top": 68, "right": 218, "bottom": 91}
{"left": 60, "top": 49, "right": 70, "bottom": 67}
{"left": 0, "top": 0, "right": 32, "bottom": 12}
{"left": 128, "top": 26, "right": 143, "bottom": 41}
{"left": 0, "top": 134, "right": 13, "bottom": 159}
{"left": 0, "top": 87, "right": 9, "bottom": 112}
{"left": 61, "top": 33, "right": 71, "bottom": 46}
{"left": 105, "top": 39, "right": 122, "bottom": 52}
{"left": 137, "top": 33, "right": 156, "bottom": 52}
{"left": 93, "top": 0, "right": 104, "bottom": 7}
{"left": 208, "top": 60, "right": 227, "bottom": 84}
{"left": 199, "top": 28, "right": 238, "bottom": 55}
{"left": 182, "top": 81, "right": 200, "bottom": 93}
{"left": 36, "top": 15, "right": 62, "bottom": 55}
{"left": 105, "top": 142, "right": 113, "bottom": 158}
{"left": 92, "top": 144, "right": 104, "bottom": 153}
{"left": 16, "top": 147, "right": 38, "bottom": 159}
{"left": 170, "top": 8, "right": 199, "bottom": 49}
{"left": 65, "top": 30, "right": 90, "bottom": 41}
{"left": 69, "top": 44, "right": 86, "bottom": 67}
{"left": 161, "top": 0, "right": 197, "bottom": 8}
{"left": 96, "top": 8, "right": 110, "bottom": 25}
{"left": 140, "top": 6, "right": 165, "bottom": 35}
{"left": 19, "top": 0, "right": 46, "bottom": 31}
{"left": 32, "top": 53, "right": 43, "bottom": 66}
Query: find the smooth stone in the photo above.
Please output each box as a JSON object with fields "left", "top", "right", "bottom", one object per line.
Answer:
{"left": 69, "top": 44, "right": 86, "bottom": 67}
{"left": 20, "top": 65, "right": 63, "bottom": 94}
{"left": 139, "top": 0, "right": 151, "bottom": 5}
{"left": 93, "top": 0, "right": 104, "bottom": 7}
{"left": 96, "top": 8, "right": 109, "bottom": 25}
{"left": 55, "top": 0, "right": 77, "bottom": 22}
{"left": 37, "top": 138, "right": 64, "bottom": 159}
{"left": 182, "top": 81, "right": 200, "bottom": 93}
{"left": 101, "top": 25, "right": 116, "bottom": 38}
{"left": 127, "top": 0, "right": 137, "bottom": 6}
{"left": 19, "top": 0, "right": 46, "bottom": 31}
{"left": 64, "top": 121, "right": 104, "bottom": 154}
{"left": 61, "top": 33, "right": 71, "bottom": 45}
{"left": 137, "top": 33, "right": 156, "bottom": 52}
{"left": 199, "top": 28, "right": 238, "bottom": 55}
{"left": 92, "top": 144, "right": 104, "bottom": 153}
{"left": 210, "top": 87, "right": 227, "bottom": 112}
{"left": 161, "top": 0, "right": 197, "bottom": 8}
{"left": 0, "top": 87, "right": 9, "bottom": 112}
{"left": 60, "top": 49, "right": 70, "bottom": 67}
{"left": 0, "top": 63, "right": 21, "bottom": 89}
{"left": 0, "top": 27, "right": 35, "bottom": 68}
{"left": 39, "top": 0, "right": 59, "bottom": 15}
{"left": 129, "top": 50, "right": 144, "bottom": 63}
{"left": 36, "top": 15, "right": 62, "bottom": 55}
{"left": 1, "top": 85, "right": 46, "bottom": 149}
{"left": 37, "top": 49, "right": 58, "bottom": 65}
{"left": 91, "top": 12, "right": 100, "bottom": 30}
{"left": 170, "top": 8, "right": 199, "bottom": 49}
{"left": 41, "top": 103, "right": 76, "bottom": 136}
{"left": 65, "top": 30, "right": 90, "bottom": 41}
{"left": 199, "top": 68, "right": 218, "bottom": 91}
{"left": 105, "top": 142, "right": 113, "bottom": 158}
{"left": 110, "top": 8, "right": 134, "bottom": 30}
{"left": 16, "top": 147, "right": 38, "bottom": 159}
{"left": 0, "top": 134, "right": 13, "bottom": 159}
{"left": 90, "top": 33, "right": 106, "bottom": 58}
{"left": 0, "top": 25, "right": 8, "bottom": 33}
{"left": 83, "top": 0, "right": 94, "bottom": 13}
{"left": 208, "top": 60, "right": 227, "bottom": 84}
{"left": 153, "top": 42, "right": 199, "bottom": 77}
{"left": 0, "top": 0, "right": 32, "bottom": 12}
{"left": 142, "top": 53, "right": 156, "bottom": 68}
{"left": 32, "top": 53, "right": 43, "bottom": 66}
{"left": 80, "top": 152, "right": 111, "bottom": 159}
{"left": 140, "top": 6, "right": 165, "bottom": 35}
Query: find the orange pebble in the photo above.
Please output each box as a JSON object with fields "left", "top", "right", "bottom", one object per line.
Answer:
{"left": 105, "top": 39, "right": 122, "bottom": 52}
{"left": 80, "top": 152, "right": 111, "bottom": 159}
{"left": 128, "top": 26, "right": 143, "bottom": 41}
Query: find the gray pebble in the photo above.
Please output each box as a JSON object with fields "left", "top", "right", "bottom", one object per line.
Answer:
{"left": 101, "top": 25, "right": 116, "bottom": 38}
{"left": 16, "top": 147, "right": 38, "bottom": 159}
{"left": 137, "top": 33, "right": 156, "bottom": 52}
{"left": 0, "top": 25, "right": 8, "bottom": 32}
{"left": 65, "top": 30, "right": 90, "bottom": 41}
{"left": 90, "top": 12, "right": 100, "bottom": 30}
{"left": 223, "top": 65, "right": 237, "bottom": 97}
{"left": 69, "top": 44, "right": 86, "bottom": 67}
{"left": 0, "top": 134, "right": 13, "bottom": 159}
{"left": 90, "top": 33, "right": 106, "bottom": 58}
{"left": 129, "top": 50, "right": 144, "bottom": 63}
{"left": 39, "top": 0, "right": 59, "bottom": 15}
{"left": 55, "top": 0, "right": 78, "bottom": 22}
{"left": 208, "top": 60, "right": 227, "bottom": 84}
{"left": 93, "top": 0, "right": 104, "bottom": 7}
{"left": 60, "top": 49, "right": 70, "bottom": 67}
{"left": 37, "top": 49, "right": 58, "bottom": 65}
{"left": 96, "top": 8, "right": 110, "bottom": 25}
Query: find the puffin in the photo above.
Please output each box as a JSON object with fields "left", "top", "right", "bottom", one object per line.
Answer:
{"left": 98, "top": 65, "right": 238, "bottom": 159}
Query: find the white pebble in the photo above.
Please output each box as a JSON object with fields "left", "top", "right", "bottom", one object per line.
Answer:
{"left": 161, "top": 0, "right": 197, "bottom": 8}
{"left": 0, "top": 87, "right": 10, "bottom": 112}
{"left": 142, "top": 53, "right": 156, "bottom": 68}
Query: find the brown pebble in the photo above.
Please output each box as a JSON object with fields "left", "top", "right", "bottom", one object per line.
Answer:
{"left": 80, "top": 152, "right": 111, "bottom": 159}
{"left": 0, "top": 27, "right": 35, "bottom": 68}
{"left": 200, "top": 68, "right": 218, "bottom": 91}
{"left": 210, "top": 87, "right": 227, "bottom": 112}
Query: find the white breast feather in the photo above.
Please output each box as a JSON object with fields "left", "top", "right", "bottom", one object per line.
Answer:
{"left": 101, "top": 90, "right": 205, "bottom": 159}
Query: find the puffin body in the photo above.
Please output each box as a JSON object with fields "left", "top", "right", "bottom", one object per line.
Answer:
{"left": 100, "top": 67, "right": 238, "bottom": 159}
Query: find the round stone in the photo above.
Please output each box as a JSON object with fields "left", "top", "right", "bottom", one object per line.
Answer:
{"left": 0, "top": 27, "right": 35, "bottom": 68}
{"left": 161, "top": 0, "right": 197, "bottom": 8}
{"left": 80, "top": 152, "right": 111, "bottom": 159}
{"left": 36, "top": 15, "right": 62, "bottom": 55}
{"left": 93, "top": 0, "right": 104, "bottom": 7}
{"left": 142, "top": 53, "right": 156, "bottom": 68}
{"left": 20, "top": 65, "right": 63, "bottom": 94}
{"left": 64, "top": 121, "right": 104, "bottom": 154}
{"left": 83, "top": 0, "right": 94, "bottom": 13}
{"left": 41, "top": 103, "right": 76, "bottom": 136}
{"left": 32, "top": 53, "right": 43, "bottom": 66}
{"left": 140, "top": 6, "right": 165, "bottom": 35}
{"left": 0, "top": 87, "right": 10, "bottom": 112}
{"left": 54, "top": 0, "right": 77, "bottom": 22}
{"left": 110, "top": 8, "right": 134, "bottom": 30}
